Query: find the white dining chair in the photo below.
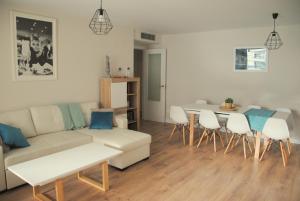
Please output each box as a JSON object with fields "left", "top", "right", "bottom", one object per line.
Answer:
{"left": 247, "top": 105, "right": 262, "bottom": 109}
{"left": 276, "top": 108, "right": 294, "bottom": 130}
{"left": 194, "top": 99, "right": 208, "bottom": 128}
{"left": 224, "top": 113, "right": 253, "bottom": 159}
{"left": 195, "top": 99, "right": 208, "bottom": 104}
{"left": 217, "top": 113, "right": 229, "bottom": 143}
{"left": 169, "top": 106, "right": 189, "bottom": 145}
{"left": 197, "top": 110, "right": 224, "bottom": 152}
{"left": 276, "top": 108, "right": 292, "bottom": 113}
{"left": 259, "top": 118, "right": 291, "bottom": 167}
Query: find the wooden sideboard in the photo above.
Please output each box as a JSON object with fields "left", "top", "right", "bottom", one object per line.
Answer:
{"left": 100, "top": 77, "right": 141, "bottom": 130}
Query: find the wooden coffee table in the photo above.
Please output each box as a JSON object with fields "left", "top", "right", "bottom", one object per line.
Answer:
{"left": 8, "top": 143, "right": 122, "bottom": 201}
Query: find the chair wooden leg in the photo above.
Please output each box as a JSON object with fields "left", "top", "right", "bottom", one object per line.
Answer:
{"left": 246, "top": 136, "right": 253, "bottom": 154}
{"left": 177, "top": 124, "right": 182, "bottom": 140}
{"left": 182, "top": 126, "right": 186, "bottom": 145}
{"left": 234, "top": 135, "right": 242, "bottom": 147}
{"left": 280, "top": 141, "right": 287, "bottom": 167}
{"left": 206, "top": 130, "right": 210, "bottom": 144}
{"left": 224, "top": 134, "right": 235, "bottom": 154}
{"left": 168, "top": 125, "right": 177, "bottom": 141}
{"left": 242, "top": 135, "right": 247, "bottom": 159}
{"left": 210, "top": 132, "right": 214, "bottom": 142}
{"left": 218, "top": 131, "right": 225, "bottom": 148}
{"left": 213, "top": 131, "right": 217, "bottom": 152}
{"left": 259, "top": 139, "right": 271, "bottom": 161}
{"left": 225, "top": 127, "right": 229, "bottom": 144}
{"left": 197, "top": 128, "right": 207, "bottom": 148}
{"left": 252, "top": 132, "right": 256, "bottom": 148}
{"left": 287, "top": 138, "right": 292, "bottom": 156}
{"left": 230, "top": 134, "right": 236, "bottom": 150}
{"left": 267, "top": 139, "right": 273, "bottom": 152}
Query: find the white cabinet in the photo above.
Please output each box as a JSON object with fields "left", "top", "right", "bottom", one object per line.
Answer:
{"left": 111, "top": 82, "right": 127, "bottom": 108}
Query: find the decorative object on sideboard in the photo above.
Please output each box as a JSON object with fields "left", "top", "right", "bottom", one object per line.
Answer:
{"left": 11, "top": 11, "right": 57, "bottom": 81}
{"left": 117, "top": 67, "right": 123, "bottom": 77}
{"left": 105, "top": 55, "right": 111, "bottom": 77}
{"left": 264, "top": 13, "right": 283, "bottom": 50}
{"left": 89, "top": 0, "right": 113, "bottom": 35}
{"left": 224, "top": 98, "right": 234, "bottom": 109}
{"left": 126, "top": 67, "right": 131, "bottom": 77}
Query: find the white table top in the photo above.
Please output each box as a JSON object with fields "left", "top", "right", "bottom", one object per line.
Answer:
{"left": 8, "top": 143, "right": 122, "bottom": 186}
{"left": 182, "top": 104, "right": 290, "bottom": 120}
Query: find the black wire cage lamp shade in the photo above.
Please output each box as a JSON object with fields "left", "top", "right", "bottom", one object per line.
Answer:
{"left": 264, "top": 13, "right": 283, "bottom": 50}
{"left": 89, "top": 0, "right": 113, "bottom": 35}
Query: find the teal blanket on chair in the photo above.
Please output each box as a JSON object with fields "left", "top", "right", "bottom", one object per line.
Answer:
{"left": 244, "top": 108, "right": 275, "bottom": 132}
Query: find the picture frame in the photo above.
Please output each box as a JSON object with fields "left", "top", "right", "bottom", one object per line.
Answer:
{"left": 234, "top": 47, "right": 268, "bottom": 72}
{"left": 11, "top": 11, "right": 57, "bottom": 81}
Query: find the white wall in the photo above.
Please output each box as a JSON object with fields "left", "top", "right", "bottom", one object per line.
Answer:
{"left": 0, "top": 1, "right": 133, "bottom": 112}
{"left": 161, "top": 25, "right": 300, "bottom": 142}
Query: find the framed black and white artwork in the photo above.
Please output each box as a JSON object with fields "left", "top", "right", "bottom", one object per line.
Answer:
{"left": 234, "top": 47, "right": 268, "bottom": 72}
{"left": 11, "top": 11, "right": 57, "bottom": 81}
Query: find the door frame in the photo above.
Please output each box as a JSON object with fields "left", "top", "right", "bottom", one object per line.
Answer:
{"left": 142, "top": 48, "right": 167, "bottom": 122}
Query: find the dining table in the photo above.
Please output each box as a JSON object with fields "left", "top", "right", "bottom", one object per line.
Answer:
{"left": 182, "top": 103, "right": 291, "bottom": 159}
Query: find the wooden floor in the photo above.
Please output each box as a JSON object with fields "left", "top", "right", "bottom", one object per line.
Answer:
{"left": 1, "top": 121, "right": 299, "bottom": 201}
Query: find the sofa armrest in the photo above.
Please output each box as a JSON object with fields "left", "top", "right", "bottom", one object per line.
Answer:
{"left": 0, "top": 146, "right": 4, "bottom": 171}
{"left": 115, "top": 114, "right": 128, "bottom": 129}
{"left": 0, "top": 145, "right": 6, "bottom": 191}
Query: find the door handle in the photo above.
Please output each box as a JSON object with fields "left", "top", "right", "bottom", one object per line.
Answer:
{"left": 161, "top": 85, "right": 165, "bottom": 88}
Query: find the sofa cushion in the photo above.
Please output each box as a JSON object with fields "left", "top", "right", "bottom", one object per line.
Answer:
{"left": 90, "top": 111, "right": 113, "bottom": 129}
{"left": 30, "top": 105, "right": 65, "bottom": 135}
{"left": 4, "top": 131, "right": 92, "bottom": 167}
{"left": 93, "top": 108, "right": 118, "bottom": 127}
{"left": 77, "top": 128, "right": 151, "bottom": 152}
{"left": 0, "top": 109, "right": 37, "bottom": 138}
{"left": 0, "top": 123, "right": 30, "bottom": 148}
{"left": 80, "top": 102, "right": 99, "bottom": 126}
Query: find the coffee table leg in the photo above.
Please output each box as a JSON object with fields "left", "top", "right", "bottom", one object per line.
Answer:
{"left": 55, "top": 179, "right": 65, "bottom": 201}
{"left": 77, "top": 161, "right": 109, "bottom": 192}
{"left": 33, "top": 186, "right": 52, "bottom": 201}
{"left": 102, "top": 161, "right": 109, "bottom": 191}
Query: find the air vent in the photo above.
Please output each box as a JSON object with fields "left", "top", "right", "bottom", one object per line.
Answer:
{"left": 141, "top": 32, "right": 156, "bottom": 41}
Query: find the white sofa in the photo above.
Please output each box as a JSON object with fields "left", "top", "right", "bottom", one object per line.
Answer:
{"left": 0, "top": 102, "right": 151, "bottom": 191}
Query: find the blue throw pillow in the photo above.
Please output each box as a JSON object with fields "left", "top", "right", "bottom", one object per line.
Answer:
{"left": 89, "top": 112, "right": 113, "bottom": 129}
{"left": 0, "top": 123, "right": 30, "bottom": 148}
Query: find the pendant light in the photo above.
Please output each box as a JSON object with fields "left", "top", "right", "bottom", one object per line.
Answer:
{"left": 89, "top": 0, "right": 113, "bottom": 35}
{"left": 264, "top": 13, "right": 283, "bottom": 50}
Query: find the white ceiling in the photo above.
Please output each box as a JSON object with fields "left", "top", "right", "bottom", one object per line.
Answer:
{"left": 4, "top": 0, "right": 300, "bottom": 34}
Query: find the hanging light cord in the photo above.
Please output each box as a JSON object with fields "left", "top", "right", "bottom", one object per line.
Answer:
{"left": 100, "top": 0, "right": 103, "bottom": 9}
{"left": 273, "top": 17, "right": 276, "bottom": 32}
{"left": 272, "top": 13, "right": 278, "bottom": 32}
